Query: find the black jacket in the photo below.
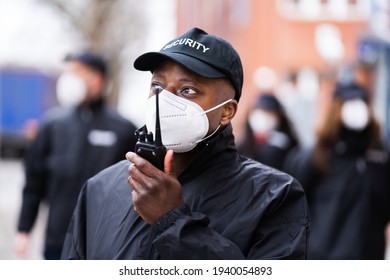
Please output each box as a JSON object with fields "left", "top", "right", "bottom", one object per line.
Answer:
{"left": 18, "top": 99, "right": 137, "bottom": 254}
{"left": 61, "top": 124, "right": 309, "bottom": 259}
{"left": 237, "top": 126, "right": 297, "bottom": 172}
{"left": 284, "top": 139, "right": 390, "bottom": 259}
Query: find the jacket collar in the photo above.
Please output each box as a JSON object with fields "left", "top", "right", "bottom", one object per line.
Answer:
{"left": 77, "top": 97, "right": 105, "bottom": 111}
{"left": 178, "top": 123, "right": 237, "bottom": 182}
{"left": 76, "top": 98, "right": 105, "bottom": 121}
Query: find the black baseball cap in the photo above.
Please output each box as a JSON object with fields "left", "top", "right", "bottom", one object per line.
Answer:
{"left": 134, "top": 27, "right": 244, "bottom": 101}
{"left": 333, "top": 82, "right": 369, "bottom": 102}
{"left": 65, "top": 50, "right": 107, "bottom": 77}
{"left": 255, "top": 94, "right": 282, "bottom": 112}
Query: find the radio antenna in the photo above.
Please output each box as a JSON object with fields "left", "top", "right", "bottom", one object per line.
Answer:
{"left": 154, "top": 88, "right": 163, "bottom": 146}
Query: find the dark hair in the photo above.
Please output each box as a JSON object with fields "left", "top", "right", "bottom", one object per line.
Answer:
{"left": 65, "top": 50, "right": 108, "bottom": 77}
{"left": 313, "top": 98, "right": 383, "bottom": 174}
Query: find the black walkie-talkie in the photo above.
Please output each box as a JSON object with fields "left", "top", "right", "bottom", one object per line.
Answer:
{"left": 135, "top": 88, "right": 166, "bottom": 170}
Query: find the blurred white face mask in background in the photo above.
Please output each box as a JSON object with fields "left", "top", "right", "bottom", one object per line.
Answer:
{"left": 248, "top": 109, "right": 279, "bottom": 134}
{"left": 56, "top": 72, "right": 87, "bottom": 107}
{"left": 341, "top": 99, "right": 369, "bottom": 131}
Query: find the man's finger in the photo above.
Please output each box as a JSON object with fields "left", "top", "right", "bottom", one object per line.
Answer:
{"left": 126, "top": 152, "right": 159, "bottom": 177}
{"left": 131, "top": 191, "right": 138, "bottom": 211}
{"left": 127, "top": 163, "right": 145, "bottom": 193}
{"left": 164, "top": 150, "right": 175, "bottom": 176}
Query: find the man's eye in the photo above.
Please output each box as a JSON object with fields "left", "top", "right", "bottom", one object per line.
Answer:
{"left": 180, "top": 88, "right": 197, "bottom": 96}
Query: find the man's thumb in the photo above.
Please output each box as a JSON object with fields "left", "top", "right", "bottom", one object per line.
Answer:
{"left": 164, "top": 150, "right": 175, "bottom": 175}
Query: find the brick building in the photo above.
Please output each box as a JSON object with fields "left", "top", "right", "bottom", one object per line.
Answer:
{"left": 175, "top": 0, "right": 370, "bottom": 145}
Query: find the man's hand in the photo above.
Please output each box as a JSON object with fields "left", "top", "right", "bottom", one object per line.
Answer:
{"left": 126, "top": 150, "right": 184, "bottom": 224}
{"left": 14, "top": 232, "right": 30, "bottom": 258}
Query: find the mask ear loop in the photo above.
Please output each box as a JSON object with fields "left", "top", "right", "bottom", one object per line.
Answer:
{"left": 194, "top": 98, "right": 233, "bottom": 144}
{"left": 197, "top": 98, "right": 233, "bottom": 116}
{"left": 195, "top": 124, "right": 221, "bottom": 144}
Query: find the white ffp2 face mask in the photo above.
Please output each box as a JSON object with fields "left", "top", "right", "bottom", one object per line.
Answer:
{"left": 341, "top": 99, "right": 369, "bottom": 131}
{"left": 56, "top": 72, "right": 87, "bottom": 107}
{"left": 145, "top": 89, "right": 232, "bottom": 153}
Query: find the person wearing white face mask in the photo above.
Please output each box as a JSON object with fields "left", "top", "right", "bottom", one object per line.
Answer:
{"left": 237, "top": 93, "right": 299, "bottom": 171}
{"left": 284, "top": 81, "right": 390, "bottom": 260}
{"left": 15, "top": 50, "right": 138, "bottom": 259}
{"left": 61, "top": 28, "right": 309, "bottom": 260}
{"left": 55, "top": 71, "right": 88, "bottom": 107}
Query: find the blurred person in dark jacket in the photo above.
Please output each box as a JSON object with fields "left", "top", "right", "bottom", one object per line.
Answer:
{"left": 284, "top": 81, "right": 390, "bottom": 259}
{"left": 15, "top": 50, "right": 138, "bottom": 259}
{"left": 237, "top": 93, "right": 299, "bottom": 171}
{"left": 61, "top": 27, "right": 309, "bottom": 260}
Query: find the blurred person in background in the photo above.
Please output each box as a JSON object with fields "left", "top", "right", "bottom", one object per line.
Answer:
{"left": 284, "top": 81, "right": 390, "bottom": 259}
{"left": 237, "top": 93, "right": 299, "bottom": 171}
{"left": 15, "top": 50, "right": 138, "bottom": 259}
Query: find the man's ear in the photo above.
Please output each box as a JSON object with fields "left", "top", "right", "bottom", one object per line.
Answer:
{"left": 220, "top": 100, "right": 238, "bottom": 126}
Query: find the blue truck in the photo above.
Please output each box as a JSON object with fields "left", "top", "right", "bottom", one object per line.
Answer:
{"left": 0, "top": 68, "right": 57, "bottom": 158}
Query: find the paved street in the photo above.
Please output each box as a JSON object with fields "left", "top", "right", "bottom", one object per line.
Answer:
{"left": 0, "top": 158, "right": 45, "bottom": 259}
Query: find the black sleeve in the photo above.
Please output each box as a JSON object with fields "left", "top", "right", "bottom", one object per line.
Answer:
{"left": 61, "top": 184, "right": 87, "bottom": 260}
{"left": 152, "top": 205, "right": 246, "bottom": 259}
{"left": 246, "top": 178, "right": 309, "bottom": 259}
{"left": 17, "top": 123, "right": 50, "bottom": 232}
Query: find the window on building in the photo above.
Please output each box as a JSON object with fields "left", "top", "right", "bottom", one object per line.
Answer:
{"left": 276, "top": 0, "right": 370, "bottom": 21}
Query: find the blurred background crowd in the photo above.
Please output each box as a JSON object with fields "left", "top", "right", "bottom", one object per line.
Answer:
{"left": 1, "top": 0, "right": 390, "bottom": 260}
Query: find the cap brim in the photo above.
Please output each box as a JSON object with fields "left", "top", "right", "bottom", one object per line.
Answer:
{"left": 134, "top": 52, "right": 226, "bottom": 78}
